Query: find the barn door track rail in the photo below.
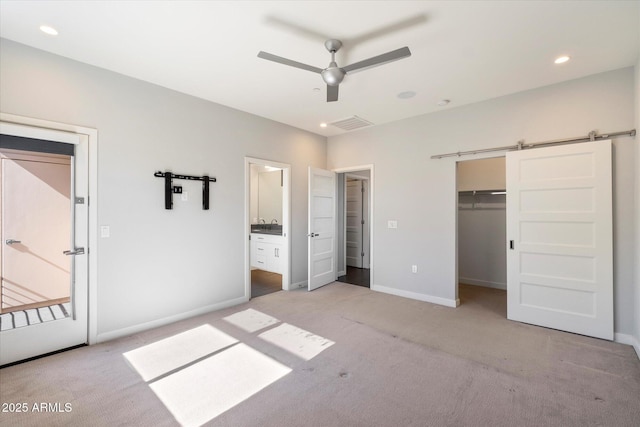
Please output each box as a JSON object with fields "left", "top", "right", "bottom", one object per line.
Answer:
{"left": 430, "top": 129, "right": 636, "bottom": 159}
{"left": 153, "top": 171, "right": 216, "bottom": 210}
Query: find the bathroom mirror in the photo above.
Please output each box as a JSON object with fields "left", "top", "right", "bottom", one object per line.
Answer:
{"left": 250, "top": 165, "right": 283, "bottom": 224}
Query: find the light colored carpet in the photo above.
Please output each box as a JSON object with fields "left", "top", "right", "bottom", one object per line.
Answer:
{"left": 1, "top": 283, "right": 639, "bottom": 426}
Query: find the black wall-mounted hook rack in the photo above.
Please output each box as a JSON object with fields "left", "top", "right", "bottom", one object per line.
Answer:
{"left": 154, "top": 171, "right": 217, "bottom": 210}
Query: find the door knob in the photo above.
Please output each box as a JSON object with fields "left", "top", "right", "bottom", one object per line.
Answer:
{"left": 5, "top": 239, "right": 21, "bottom": 245}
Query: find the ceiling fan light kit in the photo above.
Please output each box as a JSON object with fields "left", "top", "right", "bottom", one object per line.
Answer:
{"left": 258, "top": 39, "right": 411, "bottom": 102}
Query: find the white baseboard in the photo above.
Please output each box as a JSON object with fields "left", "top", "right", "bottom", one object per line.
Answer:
{"left": 614, "top": 333, "right": 640, "bottom": 360}
{"left": 372, "top": 285, "right": 459, "bottom": 308}
{"left": 96, "top": 296, "right": 248, "bottom": 343}
{"left": 290, "top": 280, "right": 307, "bottom": 290}
{"left": 459, "top": 277, "right": 506, "bottom": 290}
{"left": 337, "top": 270, "right": 346, "bottom": 277}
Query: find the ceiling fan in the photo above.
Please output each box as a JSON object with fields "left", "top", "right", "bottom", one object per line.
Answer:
{"left": 258, "top": 39, "right": 411, "bottom": 102}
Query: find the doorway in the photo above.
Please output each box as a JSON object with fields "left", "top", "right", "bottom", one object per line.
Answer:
{"left": 336, "top": 168, "right": 372, "bottom": 288}
{"left": 0, "top": 116, "right": 96, "bottom": 366}
{"left": 456, "top": 157, "right": 507, "bottom": 311}
{"left": 245, "top": 158, "right": 290, "bottom": 299}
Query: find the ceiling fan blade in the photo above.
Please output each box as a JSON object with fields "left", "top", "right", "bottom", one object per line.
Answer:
{"left": 257, "top": 51, "right": 323, "bottom": 74}
{"left": 342, "top": 46, "right": 411, "bottom": 74}
{"left": 327, "top": 84, "right": 339, "bottom": 102}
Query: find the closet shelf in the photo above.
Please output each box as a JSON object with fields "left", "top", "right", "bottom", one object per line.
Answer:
{"left": 458, "top": 189, "right": 506, "bottom": 210}
{"left": 458, "top": 189, "right": 506, "bottom": 196}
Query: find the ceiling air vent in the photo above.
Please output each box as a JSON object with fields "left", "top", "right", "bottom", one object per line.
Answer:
{"left": 329, "top": 116, "right": 374, "bottom": 131}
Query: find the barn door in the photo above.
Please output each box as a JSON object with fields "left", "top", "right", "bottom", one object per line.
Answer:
{"left": 506, "top": 141, "right": 613, "bottom": 340}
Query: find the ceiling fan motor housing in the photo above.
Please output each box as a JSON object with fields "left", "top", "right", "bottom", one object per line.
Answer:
{"left": 322, "top": 63, "right": 345, "bottom": 86}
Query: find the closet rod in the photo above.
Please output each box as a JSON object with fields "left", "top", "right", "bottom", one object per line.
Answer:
{"left": 430, "top": 129, "right": 635, "bottom": 159}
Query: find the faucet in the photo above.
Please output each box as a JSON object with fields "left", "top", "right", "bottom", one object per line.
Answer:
{"left": 260, "top": 218, "right": 265, "bottom": 224}
{"left": 271, "top": 219, "right": 278, "bottom": 225}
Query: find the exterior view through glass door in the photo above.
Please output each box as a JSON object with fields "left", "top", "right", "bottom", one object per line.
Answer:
{"left": 0, "top": 125, "right": 89, "bottom": 366}
{"left": 1, "top": 152, "right": 71, "bottom": 316}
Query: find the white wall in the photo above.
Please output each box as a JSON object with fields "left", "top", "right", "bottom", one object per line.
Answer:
{"left": 457, "top": 157, "right": 506, "bottom": 192}
{"left": 328, "top": 67, "right": 637, "bottom": 335}
{"left": 0, "top": 39, "right": 326, "bottom": 339}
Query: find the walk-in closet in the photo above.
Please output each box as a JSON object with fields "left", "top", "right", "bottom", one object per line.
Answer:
{"left": 457, "top": 157, "right": 506, "bottom": 306}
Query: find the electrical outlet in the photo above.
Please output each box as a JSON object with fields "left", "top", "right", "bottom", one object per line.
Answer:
{"left": 411, "top": 265, "right": 417, "bottom": 273}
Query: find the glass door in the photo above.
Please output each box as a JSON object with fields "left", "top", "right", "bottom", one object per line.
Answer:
{"left": 0, "top": 125, "right": 89, "bottom": 366}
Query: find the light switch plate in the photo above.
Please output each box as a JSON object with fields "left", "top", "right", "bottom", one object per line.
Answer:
{"left": 388, "top": 220, "right": 398, "bottom": 229}
{"left": 100, "top": 225, "right": 110, "bottom": 238}
{"left": 181, "top": 191, "right": 188, "bottom": 202}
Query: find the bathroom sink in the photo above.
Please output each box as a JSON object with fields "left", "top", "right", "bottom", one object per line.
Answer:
{"left": 251, "top": 224, "right": 283, "bottom": 235}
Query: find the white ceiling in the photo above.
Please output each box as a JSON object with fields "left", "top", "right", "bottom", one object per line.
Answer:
{"left": 1, "top": 1, "right": 638, "bottom": 137}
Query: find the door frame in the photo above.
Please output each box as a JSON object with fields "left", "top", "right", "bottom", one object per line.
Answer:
{"left": 333, "top": 165, "right": 374, "bottom": 287}
{"left": 244, "top": 157, "right": 291, "bottom": 297}
{"left": 0, "top": 112, "right": 98, "bottom": 345}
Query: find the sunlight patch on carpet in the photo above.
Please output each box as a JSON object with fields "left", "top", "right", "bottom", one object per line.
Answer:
{"left": 123, "top": 324, "right": 237, "bottom": 381}
{"left": 150, "top": 343, "right": 291, "bottom": 427}
{"left": 258, "top": 323, "right": 334, "bottom": 361}
{"left": 223, "top": 308, "right": 280, "bottom": 333}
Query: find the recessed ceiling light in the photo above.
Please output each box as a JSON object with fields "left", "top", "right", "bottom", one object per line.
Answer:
{"left": 320, "top": 123, "right": 327, "bottom": 128}
{"left": 554, "top": 55, "right": 570, "bottom": 64}
{"left": 397, "top": 91, "right": 416, "bottom": 99}
{"left": 39, "top": 25, "right": 58, "bottom": 36}
{"left": 437, "top": 99, "right": 451, "bottom": 107}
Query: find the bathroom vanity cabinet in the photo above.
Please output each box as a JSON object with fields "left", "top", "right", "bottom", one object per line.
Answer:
{"left": 250, "top": 233, "right": 284, "bottom": 274}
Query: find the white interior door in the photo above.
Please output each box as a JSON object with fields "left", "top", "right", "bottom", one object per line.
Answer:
{"left": 308, "top": 167, "right": 336, "bottom": 291}
{"left": 345, "top": 178, "right": 363, "bottom": 268}
{"left": 0, "top": 125, "right": 89, "bottom": 366}
{"left": 506, "top": 141, "right": 613, "bottom": 340}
